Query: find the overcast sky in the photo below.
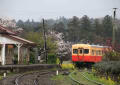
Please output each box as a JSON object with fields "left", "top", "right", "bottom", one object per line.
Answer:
{"left": 0, "top": 0, "right": 120, "bottom": 21}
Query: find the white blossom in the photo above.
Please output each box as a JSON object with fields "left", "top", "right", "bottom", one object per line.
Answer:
{"left": 48, "top": 30, "right": 72, "bottom": 59}
{"left": 0, "top": 18, "right": 16, "bottom": 28}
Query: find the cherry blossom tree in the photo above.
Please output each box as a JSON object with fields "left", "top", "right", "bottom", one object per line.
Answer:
{"left": 48, "top": 30, "right": 72, "bottom": 60}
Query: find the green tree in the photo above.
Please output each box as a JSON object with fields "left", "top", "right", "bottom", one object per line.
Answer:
{"left": 93, "top": 19, "right": 102, "bottom": 35}
{"left": 53, "top": 22, "right": 65, "bottom": 33}
{"left": 102, "top": 15, "right": 113, "bottom": 38}
{"left": 80, "top": 15, "right": 92, "bottom": 42}
{"left": 81, "top": 15, "right": 91, "bottom": 31}
{"left": 24, "top": 31, "right": 57, "bottom": 54}
{"left": 67, "top": 16, "right": 80, "bottom": 42}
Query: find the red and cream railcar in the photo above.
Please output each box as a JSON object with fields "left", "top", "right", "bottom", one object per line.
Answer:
{"left": 72, "top": 44, "right": 108, "bottom": 63}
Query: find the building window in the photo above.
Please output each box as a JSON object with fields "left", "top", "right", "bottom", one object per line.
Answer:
{"left": 73, "top": 49, "right": 78, "bottom": 54}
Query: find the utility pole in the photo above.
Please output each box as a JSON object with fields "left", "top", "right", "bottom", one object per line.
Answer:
{"left": 112, "top": 8, "right": 118, "bottom": 47}
{"left": 43, "top": 19, "right": 47, "bottom": 63}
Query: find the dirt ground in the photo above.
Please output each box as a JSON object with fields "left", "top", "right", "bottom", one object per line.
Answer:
{"left": 0, "top": 71, "right": 57, "bottom": 85}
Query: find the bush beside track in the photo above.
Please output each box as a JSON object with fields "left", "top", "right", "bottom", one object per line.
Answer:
{"left": 93, "top": 61, "right": 120, "bottom": 84}
{"left": 51, "top": 61, "right": 119, "bottom": 85}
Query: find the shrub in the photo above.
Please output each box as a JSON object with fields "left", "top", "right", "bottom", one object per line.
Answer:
{"left": 93, "top": 61, "right": 120, "bottom": 82}
{"left": 29, "top": 52, "right": 35, "bottom": 64}
{"left": 104, "top": 51, "right": 120, "bottom": 61}
{"left": 56, "top": 58, "right": 60, "bottom": 64}
{"left": 94, "top": 61, "right": 120, "bottom": 74}
{"left": 47, "top": 53, "right": 57, "bottom": 64}
{"left": 61, "top": 64, "right": 75, "bottom": 69}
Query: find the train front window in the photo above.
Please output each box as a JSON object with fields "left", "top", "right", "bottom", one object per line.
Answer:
{"left": 73, "top": 49, "right": 78, "bottom": 54}
{"left": 84, "top": 49, "right": 89, "bottom": 54}
{"left": 80, "top": 49, "right": 82, "bottom": 54}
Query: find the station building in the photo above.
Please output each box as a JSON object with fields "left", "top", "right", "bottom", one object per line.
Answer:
{"left": 0, "top": 25, "right": 35, "bottom": 65}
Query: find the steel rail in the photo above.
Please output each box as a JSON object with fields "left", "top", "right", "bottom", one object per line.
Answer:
{"left": 81, "top": 71, "right": 104, "bottom": 85}
{"left": 69, "top": 70, "right": 104, "bottom": 85}
{"left": 15, "top": 70, "right": 56, "bottom": 85}
{"left": 69, "top": 71, "right": 86, "bottom": 85}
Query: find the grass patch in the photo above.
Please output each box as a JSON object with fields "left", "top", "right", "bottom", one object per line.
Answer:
{"left": 52, "top": 73, "right": 78, "bottom": 85}
{"left": 0, "top": 75, "right": 3, "bottom": 80}
{"left": 52, "top": 74, "right": 65, "bottom": 81}
{"left": 71, "top": 70, "right": 97, "bottom": 85}
{"left": 84, "top": 71, "right": 117, "bottom": 85}
{"left": 69, "top": 69, "right": 118, "bottom": 85}
{"left": 52, "top": 69, "right": 118, "bottom": 85}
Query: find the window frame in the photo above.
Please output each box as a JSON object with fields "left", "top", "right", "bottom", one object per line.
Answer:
{"left": 84, "top": 49, "right": 89, "bottom": 54}
{"left": 73, "top": 49, "right": 78, "bottom": 54}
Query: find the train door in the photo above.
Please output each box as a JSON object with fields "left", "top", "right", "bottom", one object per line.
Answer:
{"left": 77, "top": 48, "right": 79, "bottom": 61}
{"left": 82, "top": 48, "right": 84, "bottom": 62}
{"left": 78, "top": 48, "right": 84, "bottom": 61}
{"left": 82, "top": 48, "right": 89, "bottom": 62}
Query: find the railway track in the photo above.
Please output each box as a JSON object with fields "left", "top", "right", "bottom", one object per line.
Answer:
{"left": 0, "top": 66, "right": 105, "bottom": 85}
{"left": 69, "top": 69, "right": 104, "bottom": 85}
{"left": 14, "top": 70, "right": 56, "bottom": 85}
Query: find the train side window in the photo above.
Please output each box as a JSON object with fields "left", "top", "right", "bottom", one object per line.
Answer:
{"left": 84, "top": 49, "right": 89, "bottom": 54}
{"left": 73, "top": 49, "right": 78, "bottom": 54}
{"left": 102, "top": 51, "right": 104, "bottom": 55}
{"left": 92, "top": 50, "right": 94, "bottom": 55}
{"left": 99, "top": 50, "right": 102, "bottom": 55}
{"left": 98, "top": 50, "right": 100, "bottom": 55}
{"left": 96, "top": 50, "right": 99, "bottom": 56}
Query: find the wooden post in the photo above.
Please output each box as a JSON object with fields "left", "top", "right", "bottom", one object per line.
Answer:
{"left": 16, "top": 44, "right": 23, "bottom": 64}
{"left": 43, "top": 19, "right": 47, "bottom": 63}
{"left": 26, "top": 47, "right": 30, "bottom": 64}
{"left": 19, "top": 44, "right": 23, "bottom": 64}
{"left": 2, "top": 44, "right": 6, "bottom": 65}
{"left": 112, "top": 8, "right": 118, "bottom": 47}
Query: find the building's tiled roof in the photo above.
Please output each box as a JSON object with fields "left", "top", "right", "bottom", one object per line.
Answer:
{"left": 0, "top": 25, "right": 16, "bottom": 35}
{"left": 0, "top": 25, "right": 35, "bottom": 45}
{"left": 2, "top": 34, "right": 35, "bottom": 45}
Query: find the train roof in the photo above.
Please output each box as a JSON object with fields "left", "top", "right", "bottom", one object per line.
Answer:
{"left": 90, "top": 45, "right": 108, "bottom": 48}
{"left": 72, "top": 44, "right": 108, "bottom": 48}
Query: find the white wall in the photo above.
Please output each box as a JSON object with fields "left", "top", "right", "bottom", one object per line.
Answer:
{"left": 0, "top": 35, "right": 20, "bottom": 44}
